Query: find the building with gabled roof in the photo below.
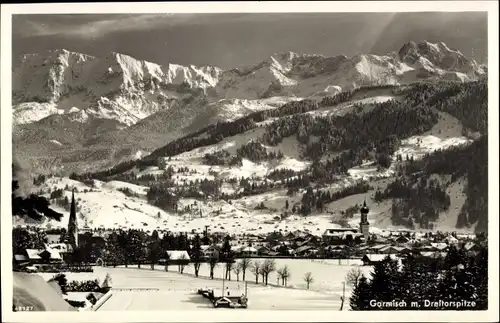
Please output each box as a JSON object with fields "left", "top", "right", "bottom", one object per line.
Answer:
{"left": 361, "top": 254, "right": 398, "bottom": 265}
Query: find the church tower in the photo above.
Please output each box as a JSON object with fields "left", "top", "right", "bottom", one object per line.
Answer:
{"left": 67, "top": 189, "right": 79, "bottom": 250}
{"left": 359, "top": 200, "right": 370, "bottom": 241}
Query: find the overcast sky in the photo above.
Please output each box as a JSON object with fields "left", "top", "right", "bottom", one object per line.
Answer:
{"left": 12, "top": 12, "right": 488, "bottom": 69}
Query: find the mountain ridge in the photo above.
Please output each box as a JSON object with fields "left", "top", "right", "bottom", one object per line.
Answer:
{"left": 13, "top": 40, "right": 485, "bottom": 126}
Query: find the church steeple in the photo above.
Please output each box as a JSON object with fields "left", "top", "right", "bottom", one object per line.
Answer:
{"left": 360, "top": 199, "right": 369, "bottom": 224}
{"left": 359, "top": 199, "right": 370, "bottom": 241}
{"left": 67, "top": 189, "right": 78, "bottom": 250}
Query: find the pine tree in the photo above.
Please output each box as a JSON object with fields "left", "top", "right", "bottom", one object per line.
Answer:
{"left": 369, "top": 256, "right": 400, "bottom": 307}
{"left": 191, "top": 234, "right": 203, "bottom": 277}
{"left": 147, "top": 231, "right": 161, "bottom": 270}
{"left": 350, "top": 275, "right": 372, "bottom": 310}
{"left": 473, "top": 246, "right": 488, "bottom": 309}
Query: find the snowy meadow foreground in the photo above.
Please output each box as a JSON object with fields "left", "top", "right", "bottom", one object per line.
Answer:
{"left": 94, "top": 259, "right": 372, "bottom": 311}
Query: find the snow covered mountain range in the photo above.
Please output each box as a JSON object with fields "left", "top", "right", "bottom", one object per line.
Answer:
{"left": 13, "top": 40, "right": 485, "bottom": 127}
{"left": 13, "top": 40, "right": 486, "bottom": 173}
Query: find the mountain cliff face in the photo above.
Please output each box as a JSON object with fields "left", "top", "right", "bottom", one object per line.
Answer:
{"left": 13, "top": 49, "right": 222, "bottom": 126}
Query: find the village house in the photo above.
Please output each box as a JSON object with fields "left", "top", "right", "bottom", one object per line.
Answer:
{"left": 444, "top": 235, "right": 460, "bottom": 245}
{"left": 201, "top": 245, "right": 220, "bottom": 259}
{"left": 419, "top": 251, "right": 448, "bottom": 259}
{"left": 430, "top": 242, "right": 449, "bottom": 251}
{"left": 15, "top": 246, "right": 65, "bottom": 270}
{"left": 464, "top": 242, "right": 481, "bottom": 254}
{"left": 256, "top": 245, "right": 271, "bottom": 256}
{"left": 293, "top": 245, "right": 319, "bottom": 257}
{"left": 365, "top": 244, "right": 389, "bottom": 253}
{"left": 378, "top": 245, "right": 408, "bottom": 254}
{"left": 361, "top": 254, "right": 398, "bottom": 266}
{"left": 231, "top": 245, "right": 244, "bottom": 255}
{"left": 239, "top": 246, "right": 258, "bottom": 257}
{"left": 395, "top": 235, "right": 411, "bottom": 244}
{"left": 322, "top": 228, "right": 363, "bottom": 245}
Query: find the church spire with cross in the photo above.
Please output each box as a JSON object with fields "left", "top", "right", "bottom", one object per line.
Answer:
{"left": 67, "top": 189, "right": 79, "bottom": 250}
{"left": 359, "top": 199, "right": 370, "bottom": 241}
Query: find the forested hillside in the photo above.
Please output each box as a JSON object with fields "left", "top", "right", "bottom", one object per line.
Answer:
{"left": 68, "top": 80, "right": 488, "bottom": 233}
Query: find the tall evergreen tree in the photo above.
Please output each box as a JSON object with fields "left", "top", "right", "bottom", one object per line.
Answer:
{"left": 350, "top": 275, "right": 373, "bottom": 310}
{"left": 191, "top": 234, "right": 203, "bottom": 277}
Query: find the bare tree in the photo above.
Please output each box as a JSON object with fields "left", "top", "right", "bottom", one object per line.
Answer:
{"left": 178, "top": 253, "right": 189, "bottom": 274}
{"left": 304, "top": 272, "right": 314, "bottom": 289}
{"left": 208, "top": 256, "right": 218, "bottom": 279}
{"left": 239, "top": 258, "right": 251, "bottom": 281}
{"left": 277, "top": 265, "right": 291, "bottom": 286}
{"left": 233, "top": 262, "right": 242, "bottom": 281}
{"left": 261, "top": 259, "right": 276, "bottom": 285}
{"left": 250, "top": 260, "right": 262, "bottom": 284}
{"left": 345, "top": 267, "right": 363, "bottom": 287}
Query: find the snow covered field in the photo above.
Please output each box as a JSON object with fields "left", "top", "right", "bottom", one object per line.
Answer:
{"left": 182, "top": 258, "right": 372, "bottom": 294}
{"left": 94, "top": 261, "right": 366, "bottom": 311}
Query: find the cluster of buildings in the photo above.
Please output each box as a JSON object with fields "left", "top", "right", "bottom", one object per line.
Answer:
{"left": 197, "top": 202, "right": 482, "bottom": 264}
{"left": 14, "top": 196, "right": 482, "bottom": 270}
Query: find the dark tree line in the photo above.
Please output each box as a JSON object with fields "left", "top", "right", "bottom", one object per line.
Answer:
{"left": 375, "top": 135, "right": 487, "bottom": 233}
{"left": 300, "top": 181, "right": 372, "bottom": 216}
{"left": 267, "top": 168, "right": 300, "bottom": 182}
{"left": 202, "top": 150, "right": 242, "bottom": 166}
{"left": 236, "top": 141, "right": 284, "bottom": 163}
{"left": 263, "top": 97, "right": 438, "bottom": 161}
{"left": 420, "top": 80, "right": 487, "bottom": 134}
{"left": 376, "top": 177, "right": 451, "bottom": 230}
{"left": 350, "top": 245, "right": 488, "bottom": 310}
{"left": 146, "top": 183, "right": 180, "bottom": 212}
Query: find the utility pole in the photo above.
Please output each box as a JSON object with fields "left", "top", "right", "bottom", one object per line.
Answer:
{"left": 340, "top": 281, "right": 346, "bottom": 311}
{"left": 222, "top": 276, "right": 225, "bottom": 297}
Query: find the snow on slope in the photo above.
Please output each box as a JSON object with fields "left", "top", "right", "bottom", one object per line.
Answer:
{"left": 434, "top": 177, "right": 467, "bottom": 232}
{"left": 13, "top": 41, "right": 484, "bottom": 128}
{"left": 308, "top": 94, "right": 397, "bottom": 117}
{"left": 346, "top": 111, "right": 472, "bottom": 182}
{"left": 13, "top": 49, "right": 222, "bottom": 126}
{"left": 395, "top": 135, "right": 471, "bottom": 160}
{"left": 13, "top": 102, "right": 59, "bottom": 125}
{"left": 49, "top": 140, "right": 63, "bottom": 146}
